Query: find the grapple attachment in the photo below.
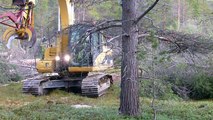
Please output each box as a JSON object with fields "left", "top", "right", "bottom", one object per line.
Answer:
{"left": 2, "top": 27, "right": 36, "bottom": 49}
{"left": 0, "top": 0, "right": 36, "bottom": 49}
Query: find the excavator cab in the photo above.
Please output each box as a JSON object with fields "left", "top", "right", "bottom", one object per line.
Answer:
{"left": 68, "top": 24, "right": 103, "bottom": 67}
{"left": 37, "top": 23, "right": 113, "bottom": 74}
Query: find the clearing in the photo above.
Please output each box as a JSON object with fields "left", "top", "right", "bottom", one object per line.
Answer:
{"left": 0, "top": 81, "right": 212, "bottom": 120}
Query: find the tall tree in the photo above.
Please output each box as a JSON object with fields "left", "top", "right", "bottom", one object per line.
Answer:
{"left": 120, "top": 0, "right": 159, "bottom": 116}
{"left": 177, "top": 0, "right": 181, "bottom": 31}
{"left": 120, "top": 0, "right": 139, "bottom": 116}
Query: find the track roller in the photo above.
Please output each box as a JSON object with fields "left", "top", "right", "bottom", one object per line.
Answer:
{"left": 81, "top": 74, "right": 113, "bottom": 97}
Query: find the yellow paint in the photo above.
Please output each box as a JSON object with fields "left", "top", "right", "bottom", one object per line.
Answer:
{"left": 24, "top": 28, "right": 33, "bottom": 41}
{"left": 58, "top": 32, "right": 69, "bottom": 56}
{"left": 43, "top": 47, "right": 57, "bottom": 61}
{"left": 58, "top": 0, "right": 74, "bottom": 29}
{"left": 36, "top": 47, "right": 57, "bottom": 72}
{"left": 94, "top": 53, "right": 106, "bottom": 65}
{"left": 56, "top": 0, "right": 74, "bottom": 56}
{"left": 36, "top": 0, "right": 113, "bottom": 74}
{"left": 94, "top": 44, "right": 113, "bottom": 66}
{"left": 68, "top": 66, "right": 111, "bottom": 72}
{"left": 37, "top": 0, "right": 74, "bottom": 73}
{"left": 36, "top": 60, "right": 55, "bottom": 73}
{"left": 2, "top": 28, "right": 16, "bottom": 42}
{"left": 2, "top": 0, "right": 36, "bottom": 44}
{"left": 15, "top": 28, "right": 32, "bottom": 40}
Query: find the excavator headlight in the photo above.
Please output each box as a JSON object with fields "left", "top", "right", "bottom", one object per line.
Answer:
{"left": 64, "top": 54, "right": 71, "bottom": 62}
{"left": 55, "top": 56, "right": 60, "bottom": 61}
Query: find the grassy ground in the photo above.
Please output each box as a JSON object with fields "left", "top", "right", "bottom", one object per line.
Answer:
{"left": 0, "top": 82, "right": 212, "bottom": 120}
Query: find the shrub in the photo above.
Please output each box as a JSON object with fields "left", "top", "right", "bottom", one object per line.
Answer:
{"left": 165, "top": 72, "right": 213, "bottom": 100}
{"left": 140, "top": 79, "right": 180, "bottom": 100}
{"left": 189, "top": 74, "right": 213, "bottom": 99}
{"left": 0, "top": 61, "right": 22, "bottom": 84}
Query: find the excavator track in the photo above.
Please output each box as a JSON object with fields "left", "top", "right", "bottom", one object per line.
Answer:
{"left": 22, "top": 74, "right": 113, "bottom": 97}
{"left": 22, "top": 76, "right": 49, "bottom": 95}
{"left": 81, "top": 74, "right": 112, "bottom": 97}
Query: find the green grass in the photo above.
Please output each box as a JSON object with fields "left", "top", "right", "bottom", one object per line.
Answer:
{"left": 0, "top": 82, "right": 212, "bottom": 120}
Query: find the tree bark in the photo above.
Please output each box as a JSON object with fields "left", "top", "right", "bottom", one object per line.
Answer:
{"left": 120, "top": 0, "right": 140, "bottom": 116}
{"left": 177, "top": 0, "right": 181, "bottom": 31}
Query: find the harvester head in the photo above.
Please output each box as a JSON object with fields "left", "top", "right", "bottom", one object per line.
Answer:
{"left": 2, "top": 27, "right": 36, "bottom": 49}
{"left": 0, "top": 0, "right": 36, "bottom": 49}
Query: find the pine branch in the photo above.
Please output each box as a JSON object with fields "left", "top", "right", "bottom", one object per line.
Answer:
{"left": 135, "top": 0, "right": 160, "bottom": 24}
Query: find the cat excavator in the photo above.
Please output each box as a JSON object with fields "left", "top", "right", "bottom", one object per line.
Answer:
{"left": 0, "top": 0, "right": 113, "bottom": 97}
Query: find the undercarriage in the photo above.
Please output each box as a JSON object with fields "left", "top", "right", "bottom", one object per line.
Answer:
{"left": 22, "top": 73, "right": 113, "bottom": 97}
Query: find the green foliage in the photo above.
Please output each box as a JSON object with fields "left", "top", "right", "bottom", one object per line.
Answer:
{"left": 188, "top": 0, "right": 201, "bottom": 17}
{"left": 33, "top": 0, "right": 58, "bottom": 38}
{"left": 189, "top": 73, "right": 213, "bottom": 99}
{"left": 187, "top": 0, "right": 210, "bottom": 18}
{"left": 114, "top": 56, "right": 122, "bottom": 69}
{"left": 167, "top": 21, "right": 178, "bottom": 31}
{"left": 0, "top": 83, "right": 212, "bottom": 120}
{"left": 140, "top": 79, "right": 180, "bottom": 100}
{"left": 89, "top": 1, "right": 121, "bottom": 20}
{"left": 165, "top": 70, "right": 213, "bottom": 100}
{"left": 148, "top": 32, "right": 159, "bottom": 49}
{"left": 137, "top": 46, "right": 146, "bottom": 60}
{"left": 144, "top": 31, "right": 171, "bottom": 63}
{"left": 0, "top": 61, "right": 22, "bottom": 84}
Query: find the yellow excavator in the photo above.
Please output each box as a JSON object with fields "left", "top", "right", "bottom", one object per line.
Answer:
{"left": 1, "top": 0, "right": 113, "bottom": 97}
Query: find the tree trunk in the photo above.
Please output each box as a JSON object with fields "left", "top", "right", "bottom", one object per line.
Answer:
{"left": 162, "top": 7, "right": 167, "bottom": 30}
{"left": 120, "top": 0, "right": 140, "bottom": 116}
{"left": 177, "top": 0, "right": 181, "bottom": 31}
